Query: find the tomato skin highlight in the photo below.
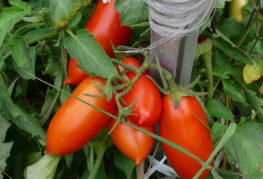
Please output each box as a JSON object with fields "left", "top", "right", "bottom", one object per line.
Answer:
{"left": 108, "top": 118, "right": 155, "bottom": 165}
{"left": 64, "top": 0, "right": 132, "bottom": 85}
{"left": 159, "top": 96, "right": 213, "bottom": 179}
{"left": 45, "top": 77, "right": 116, "bottom": 155}
{"left": 123, "top": 75, "right": 161, "bottom": 126}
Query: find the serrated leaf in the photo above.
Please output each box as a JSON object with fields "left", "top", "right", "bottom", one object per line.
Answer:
{"left": 11, "top": 39, "right": 36, "bottom": 80}
{"left": 114, "top": 149, "right": 135, "bottom": 179}
{"left": 225, "top": 122, "right": 263, "bottom": 178}
{"left": 25, "top": 155, "right": 61, "bottom": 179}
{"left": 115, "top": 0, "right": 148, "bottom": 26}
{"left": 223, "top": 79, "right": 246, "bottom": 103}
{"left": 212, "top": 36, "right": 251, "bottom": 64}
{"left": 0, "top": 7, "right": 31, "bottom": 46}
{"left": 64, "top": 29, "right": 118, "bottom": 78}
{"left": 50, "top": 0, "right": 91, "bottom": 29}
{"left": 0, "top": 114, "right": 13, "bottom": 179}
{"left": 243, "top": 62, "right": 263, "bottom": 84}
{"left": 206, "top": 99, "right": 235, "bottom": 120}
{"left": 0, "top": 75, "right": 46, "bottom": 146}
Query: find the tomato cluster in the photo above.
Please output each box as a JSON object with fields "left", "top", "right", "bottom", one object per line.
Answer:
{"left": 45, "top": 0, "right": 214, "bottom": 178}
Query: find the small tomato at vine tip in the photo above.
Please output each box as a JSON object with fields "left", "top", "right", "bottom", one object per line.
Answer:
{"left": 198, "top": 35, "right": 207, "bottom": 43}
{"left": 159, "top": 96, "right": 213, "bottom": 179}
{"left": 118, "top": 57, "right": 148, "bottom": 79}
{"left": 64, "top": 0, "right": 132, "bottom": 85}
{"left": 108, "top": 117, "right": 155, "bottom": 165}
{"left": 45, "top": 76, "right": 116, "bottom": 155}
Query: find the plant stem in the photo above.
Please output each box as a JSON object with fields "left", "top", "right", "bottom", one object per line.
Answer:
{"left": 88, "top": 146, "right": 106, "bottom": 179}
{"left": 88, "top": 140, "right": 113, "bottom": 179}
{"left": 195, "top": 39, "right": 213, "bottom": 60}
{"left": 136, "top": 161, "right": 145, "bottom": 179}
{"left": 237, "top": 18, "right": 257, "bottom": 47}
{"left": 203, "top": 50, "right": 213, "bottom": 99}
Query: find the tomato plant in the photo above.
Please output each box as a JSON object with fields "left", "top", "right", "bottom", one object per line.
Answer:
{"left": 45, "top": 77, "right": 116, "bottom": 155}
{"left": 64, "top": 0, "right": 132, "bottom": 85}
{"left": 159, "top": 96, "right": 213, "bottom": 178}
{"left": 1, "top": 0, "right": 263, "bottom": 179}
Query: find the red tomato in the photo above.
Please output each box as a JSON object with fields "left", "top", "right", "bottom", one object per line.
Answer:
{"left": 122, "top": 75, "right": 161, "bottom": 126}
{"left": 118, "top": 57, "right": 148, "bottom": 79}
{"left": 63, "top": 58, "right": 88, "bottom": 85}
{"left": 45, "top": 77, "right": 116, "bottom": 155}
{"left": 159, "top": 96, "right": 213, "bottom": 179}
{"left": 198, "top": 35, "right": 207, "bottom": 43}
{"left": 108, "top": 117, "right": 155, "bottom": 165}
{"left": 64, "top": 0, "right": 132, "bottom": 85}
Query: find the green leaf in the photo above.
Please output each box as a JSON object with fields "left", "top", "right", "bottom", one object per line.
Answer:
{"left": 23, "top": 28, "right": 54, "bottom": 42}
{"left": 11, "top": 39, "right": 36, "bottom": 80}
{"left": 68, "top": 11, "right": 82, "bottom": 29}
{"left": 206, "top": 99, "right": 235, "bottom": 120}
{"left": 9, "top": 0, "right": 30, "bottom": 10}
{"left": 0, "top": 7, "right": 31, "bottom": 46}
{"left": 25, "top": 155, "right": 61, "bottom": 179}
{"left": 114, "top": 149, "right": 135, "bottom": 179}
{"left": 115, "top": 0, "right": 148, "bottom": 26}
{"left": 0, "top": 75, "right": 46, "bottom": 146}
{"left": 225, "top": 122, "right": 263, "bottom": 178}
{"left": 0, "top": 114, "right": 13, "bottom": 179}
{"left": 244, "top": 88, "right": 263, "bottom": 121}
{"left": 218, "top": 18, "right": 243, "bottom": 40}
{"left": 222, "top": 79, "right": 246, "bottom": 103}
{"left": 243, "top": 62, "right": 263, "bottom": 84}
{"left": 50, "top": 0, "right": 91, "bottom": 29}
{"left": 64, "top": 29, "right": 118, "bottom": 78}
{"left": 212, "top": 35, "right": 251, "bottom": 64}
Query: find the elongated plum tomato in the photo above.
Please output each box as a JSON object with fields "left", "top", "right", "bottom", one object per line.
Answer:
{"left": 122, "top": 73, "right": 161, "bottom": 126}
{"left": 45, "top": 77, "right": 116, "bottom": 155}
{"left": 64, "top": 0, "right": 132, "bottom": 85}
{"left": 108, "top": 117, "right": 154, "bottom": 165}
{"left": 159, "top": 96, "right": 213, "bottom": 179}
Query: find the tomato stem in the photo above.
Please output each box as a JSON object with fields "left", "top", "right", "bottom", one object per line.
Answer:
{"left": 202, "top": 49, "right": 214, "bottom": 99}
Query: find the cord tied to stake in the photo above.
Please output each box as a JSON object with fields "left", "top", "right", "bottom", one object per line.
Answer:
{"left": 144, "top": 0, "right": 217, "bottom": 86}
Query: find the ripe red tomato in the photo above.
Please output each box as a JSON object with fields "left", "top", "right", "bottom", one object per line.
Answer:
{"left": 45, "top": 77, "right": 116, "bottom": 155}
{"left": 64, "top": 0, "right": 132, "bottom": 85}
{"left": 118, "top": 57, "right": 148, "bottom": 79}
{"left": 159, "top": 96, "right": 213, "bottom": 179}
{"left": 108, "top": 117, "right": 155, "bottom": 165}
{"left": 122, "top": 75, "right": 161, "bottom": 126}
{"left": 63, "top": 58, "right": 88, "bottom": 85}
